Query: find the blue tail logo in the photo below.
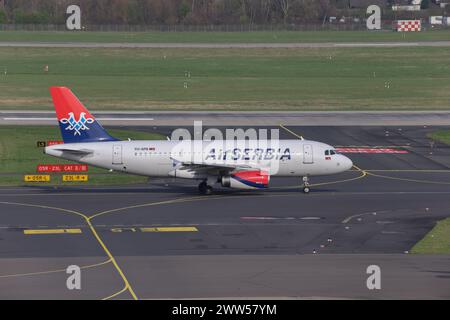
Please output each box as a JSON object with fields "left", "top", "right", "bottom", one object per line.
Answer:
{"left": 60, "top": 112, "right": 95, "bottom": 136}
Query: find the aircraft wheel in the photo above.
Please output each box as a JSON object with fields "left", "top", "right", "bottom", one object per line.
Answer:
{"left": 301, "top": 176, "right": 310, "bottom": 194}
{"left": 205, "top": 185, "right": 213, "bottom": 195}
{"left": 198, "top": 181, "right": 213, "bottom": 195}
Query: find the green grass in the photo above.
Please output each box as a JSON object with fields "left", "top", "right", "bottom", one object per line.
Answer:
{"left": 0, "top": 30, "right": 449, "bottom": 44}
{"left": 0, "top": 46, "right": 450, "bottom": 110}
{"left": 411, "top": 129, "right": 450, "bottom": 254}
{"left": 411, "top": 218, "right": 450, "bottom": 254}
{"left": 428, "top": 130, "right": 450, "bottom": 145}
{"left": 0, "top": 126, "right": 165, "bottom": 186}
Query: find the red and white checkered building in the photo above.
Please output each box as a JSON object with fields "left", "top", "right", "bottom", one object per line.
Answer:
{"left": 395, "top": 20, "right": 421, "bottom": 32}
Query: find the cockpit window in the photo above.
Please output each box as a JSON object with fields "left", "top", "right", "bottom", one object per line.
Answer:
{"left": 325, "top": 150, "right": 329, "bottom": 156}
{"left": 330, "top": 150, "right": 336, "bottom": 155}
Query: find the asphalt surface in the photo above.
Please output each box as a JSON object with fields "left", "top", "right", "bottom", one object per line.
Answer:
{"left": 1, "top": 41, "right": 450, "bottom": 48}
{"left": 4, "top": 111, "right": 450, "bottom": 126}
{"left": 1, "top": 125, "right": 450, "bottom": 299}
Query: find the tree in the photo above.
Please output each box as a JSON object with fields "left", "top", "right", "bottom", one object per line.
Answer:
{"left": 0, "top": 0, "right": 342, "bottom": 26}
{"left": 0, "top": 9, "right": 7, "bottom": 23}
{"left": 277, "top": 0, "right": 290, "bottom": 24}
{"left": 179, "top": 0, "right": 191, "bottom": 20}
{"left": 421, "top": 0, "right": 429, "bottom": 9}
{"left": 318, "top": 0, "right": 333, "bottom": 25}
{"left": 261, "top": 0, "right": 274, "bottom": 24}
{"left": 240, "top": 0, "right": 258, "bottom": 24}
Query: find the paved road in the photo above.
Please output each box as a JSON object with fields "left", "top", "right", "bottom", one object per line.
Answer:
{"left": 3, "top": 111, "right": 450, "bottom": 126}
{"left": 1, "top": 41, "right": 450, "bottom": 48}
{"left": 1, "top": 125, "right": 450, "bottom": 299}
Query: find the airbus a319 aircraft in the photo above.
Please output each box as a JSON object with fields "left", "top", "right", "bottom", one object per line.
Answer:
{"left": 45, "top": 87, "right": 353, "bottom": 194}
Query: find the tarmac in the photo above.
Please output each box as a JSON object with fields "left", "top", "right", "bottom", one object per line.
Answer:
{"left": 3, "top": 111, "right": 450, "bottom": 126}
{"left": 1, "top": 125, "right": 450, "bottom": 299}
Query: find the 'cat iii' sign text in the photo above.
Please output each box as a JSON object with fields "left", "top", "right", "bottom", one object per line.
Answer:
{"left": 66, "top": 5, "right": 81, "bottom": 30}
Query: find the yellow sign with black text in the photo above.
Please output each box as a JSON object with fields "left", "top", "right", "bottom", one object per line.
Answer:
{"left": 62, "top": 174, "right": 89, "bottom": 182}
{"left": 24, "top": 175, "right": 50, "bottom": 182}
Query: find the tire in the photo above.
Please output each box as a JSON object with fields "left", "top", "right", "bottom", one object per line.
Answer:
{"left": 198, "top": 182, "right": 206, "bottom": 194}
{"left": 198, "top": 182, "right": 213, "bottom": 195}
{"left": 303, "top": 187, "right": 310, "bottom": 194}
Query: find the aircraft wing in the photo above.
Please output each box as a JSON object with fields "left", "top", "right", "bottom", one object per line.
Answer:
{"left": 173, "top": 159, "right": 255, "bottom": 172}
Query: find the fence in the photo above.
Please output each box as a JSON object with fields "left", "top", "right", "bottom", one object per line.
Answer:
{"left": 0, "top": 23, "right": 396, "bottom": 32}
{"left": 0, "top": 22, "right": 447, "bottom": 32}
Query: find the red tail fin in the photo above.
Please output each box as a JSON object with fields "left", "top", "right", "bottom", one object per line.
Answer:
{"left": 50, "top": 87, "right": 95, "bottom": 121}
{"left": 49, "top": 87, "right": 116, "bottom": 143}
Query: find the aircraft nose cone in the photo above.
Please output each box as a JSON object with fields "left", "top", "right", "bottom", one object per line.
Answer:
{"left": 337, "top": 154, "right": 353, "bottom": 172}
{"left": 343, "top": 155, "right": 353, "bottom": 171}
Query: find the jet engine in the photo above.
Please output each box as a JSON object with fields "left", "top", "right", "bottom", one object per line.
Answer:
{"left": 221, "top": 170, "right": 269, "bottom": 190}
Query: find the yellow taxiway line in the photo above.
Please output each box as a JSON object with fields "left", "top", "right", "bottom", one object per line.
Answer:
{"left": 0, "top": 258, "right": 111, "bottom": 279}
{"left": 366, "top": 171, "right": 450, "bottom": 185}
{"left": 140, "top": 227, "right": 198, "bottom": 232}
{"left": 23, "top": 228, "right": 82, "bottom": 235}
{"left": 0, "top": 201, "right": 138, "bottom": 300}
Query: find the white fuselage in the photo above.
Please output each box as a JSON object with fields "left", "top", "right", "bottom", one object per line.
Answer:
{"left": 45, "top": 139, "right": 353, "bottom": 180}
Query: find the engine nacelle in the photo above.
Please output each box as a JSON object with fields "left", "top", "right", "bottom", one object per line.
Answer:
{"left": 221, "top": 170, "right": 270, "bottom": 190}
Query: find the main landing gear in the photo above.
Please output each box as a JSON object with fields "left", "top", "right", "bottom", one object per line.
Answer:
{"left": 198, "top": 180, "right": 213, "bottom": 195}
{"left": 302, "top": 176, "right": 311, "bottom": 194}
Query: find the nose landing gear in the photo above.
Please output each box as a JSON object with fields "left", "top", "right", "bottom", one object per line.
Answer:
{"left": 198, "top": 180, "right": 213, "bottom": 195}
{"left": 302, "top": 176, "right": 310, "bottom": 193}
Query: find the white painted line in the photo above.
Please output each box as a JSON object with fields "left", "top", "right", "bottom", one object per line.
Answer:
{"left": 335, "top": 42, "right": 420, "bottom": 47}
{"left": 381, "top": 231, "right": 404, "bottom": 234}
{"left": 3, "top": 117, "right": 55, "bottom": 121}
{"left": 3, "top": 117, "right": 154, "bottom": 121}
{"left": 97, "top": 118, "right": 154, "bottom": 121}
{"left": 240, "top": 216, "right": 321, "bottom": 221}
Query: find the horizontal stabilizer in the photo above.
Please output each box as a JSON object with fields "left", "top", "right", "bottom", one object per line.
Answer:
{"left": 51, "top": 148, "right": 93, "bottom": 156}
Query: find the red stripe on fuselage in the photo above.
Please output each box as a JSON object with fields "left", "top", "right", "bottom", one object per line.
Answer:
{"left": 335, "top": 148, "right": 408, "bottom": 154}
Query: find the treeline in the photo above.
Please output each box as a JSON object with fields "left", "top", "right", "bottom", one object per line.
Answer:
{"left": 0, "top": 0, "right": 357, "bottom": 25}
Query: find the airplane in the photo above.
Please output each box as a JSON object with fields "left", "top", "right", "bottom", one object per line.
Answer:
{"left": 45, "top": 87, "right": 353, "bottom": 195}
